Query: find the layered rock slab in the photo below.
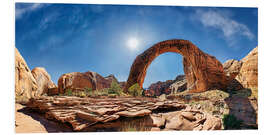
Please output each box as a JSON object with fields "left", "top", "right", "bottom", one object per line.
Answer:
{"left": 125, "top": 39, "right": 227, "bottom": 93}
{"left": 26, "top": 96, "right": 221, "bottom": 131}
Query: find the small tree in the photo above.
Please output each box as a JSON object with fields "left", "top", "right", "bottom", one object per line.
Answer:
{"left": 108, "top": 80, "right": 123, "bottom": 96}
{"left": 128, "top": 83, "right": 142, "bottom": 97}
{"left": 65, "top": 88, "right": 73, "bottom": 96}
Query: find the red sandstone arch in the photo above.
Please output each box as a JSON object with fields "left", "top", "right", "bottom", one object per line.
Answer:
{"left": 124, "top": 39, "right": 228, "bottom": 93}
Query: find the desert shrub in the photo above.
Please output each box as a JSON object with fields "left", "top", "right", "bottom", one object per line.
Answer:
{"left": 79, "top": 91, "right": 86, "bottom": 97}
{"left": 108, "top": 80, "right": 123, "bottom": 96}
{"left": 65, "top": 89, "right": 73, "bottom": 96}
{"left": 84, "top": 87, "right": 93, "bottom": 96}
{"left": 222, "top": 114, "right": 243, "bottom": 129}
{"left": 128, "top": 83, "right": 142, "bottom": 97}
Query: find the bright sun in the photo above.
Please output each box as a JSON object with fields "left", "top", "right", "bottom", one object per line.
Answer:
{"left": 127, "top": 37, "right": 139, "bottom": 50}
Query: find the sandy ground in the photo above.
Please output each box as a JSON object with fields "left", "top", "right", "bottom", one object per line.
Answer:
{"left": 15, "top": 103, "right": 72, "bottom": 133}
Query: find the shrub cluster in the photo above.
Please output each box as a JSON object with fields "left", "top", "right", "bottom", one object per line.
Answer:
{"left": 222, "top": 114, "right": 243, "bottom": 129}
{"left": 128, "top": 83, "right": 143, "bottom": 97}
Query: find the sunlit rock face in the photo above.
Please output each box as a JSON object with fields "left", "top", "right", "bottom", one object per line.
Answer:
{"left": 15, "top": 48, "right": 38, "bottom": 104}
{"left": 236, "top": 47, "right": 258, "bottom": 89}
{"left": 125, "top": 39, "right": 228, "bottom": 93}
{"left": 57, "top": 71, "right": 117, "bottom": 94}
{"left": 223, "top": 59, "right": 243, "bottom": 81}
{"left": 222, "top": 46, "right": 258, "bottom": 90}
{"left": 31, "top": 67, "right": 56, "bottom": 96}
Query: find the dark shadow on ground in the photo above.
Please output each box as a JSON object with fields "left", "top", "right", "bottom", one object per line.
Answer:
{"left": 17, "top": 107, "right": 72, "bottom": 132}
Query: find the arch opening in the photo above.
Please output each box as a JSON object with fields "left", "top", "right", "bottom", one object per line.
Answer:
{"left": 143, "top": 52, "right": 183, "bottom": 89}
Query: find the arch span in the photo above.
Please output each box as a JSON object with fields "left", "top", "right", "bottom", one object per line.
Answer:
{"left": 124, "top": 39, "right": 228, "bottom": 93}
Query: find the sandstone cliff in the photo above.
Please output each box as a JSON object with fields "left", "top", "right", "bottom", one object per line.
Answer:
{"left": 58, "top": 71, "right": 118, "bottom": 94}
{"left": 15, "top": 48, "right": 38, "bottom": 103}
{"left": 236, "top": 47, "right": 258, "bottom": 89}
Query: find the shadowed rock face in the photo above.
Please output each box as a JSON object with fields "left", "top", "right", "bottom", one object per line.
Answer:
{"left": 125, "top": 39, "right": 228, "bottom": 93}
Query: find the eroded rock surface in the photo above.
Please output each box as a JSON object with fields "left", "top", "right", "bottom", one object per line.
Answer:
{"left": 26, "top": 96, "right": 221, "bottom": 131}
{"left": 31, "top": 67, "right": 56, "bottom": 96}
{"left": 223, "top": 59, "right": 242, "bottom": 81}
{"left": 236, "top": 47, "right": 258, "bottom": 89}
{"left": 58, "top": 72, "right": 117, "bottom": 94}
{"left": 150, "top": 109, "right": 221, "bottom": 131}
{"left": 15, "top": 48, "right": 38, "bottom": 103}
{"left": 125, "top": 39, "right": 227, "bottom": 93}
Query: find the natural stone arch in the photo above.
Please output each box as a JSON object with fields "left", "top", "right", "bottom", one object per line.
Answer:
{"left": 124, "top": 39, "right": 228, "bottom": 93}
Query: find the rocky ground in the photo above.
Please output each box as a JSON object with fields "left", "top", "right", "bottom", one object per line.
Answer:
{"left": 16, "top": 96, "right": 223, "bottom": 132}
{"left": 15, "top": 103, "right": 71, "bottom": 133}
{"left": 168, "top": 89, "right": 258, "bottom": 129}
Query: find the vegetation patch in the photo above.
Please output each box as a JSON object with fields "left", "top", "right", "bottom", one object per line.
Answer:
{"left": 222, "top": 114, "right": 243, "bottom": 129}
{"left": 128, "top": 83, "right": 143, "bottom": 97}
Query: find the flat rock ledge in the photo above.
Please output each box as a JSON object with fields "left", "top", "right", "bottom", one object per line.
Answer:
{"left": 26, "top": 96, "right": 221, "bottom": 131}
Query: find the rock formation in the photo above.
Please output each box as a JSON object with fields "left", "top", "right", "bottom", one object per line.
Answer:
{"left": 26, "top": 96, "right": 222, "bottom": 131}
{"left": 125, "top": 39, "right": 228, "bottom": 93}
{"left": 223, "top": 46, "right": 258, "bottom": 90}
{"left": 144, "top": 75, "right": 187, "bottom": 97}
{"left": 236, "top": 47, "right": 258, "bottom": 89}
{"left": 170, "top": 75, "right": 187, "bottom": 94}
{"left": 223, "top": 59, "right": 243, "bottom": 81}
{"left": 15, "top": 48, "right": 38, "bottom": 103}
{"left": 58, "top": 71, "right": 118, "bottom": 94}
{"left": 31, "top": 67, "right": 56, "bottom": 96}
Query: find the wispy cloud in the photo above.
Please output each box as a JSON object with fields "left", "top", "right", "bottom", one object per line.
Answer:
{"left": 194, "top": 9, "right": 254, "bottom": 46}
{"left": 15, "top": 3, "right": 45, "bottom": 20}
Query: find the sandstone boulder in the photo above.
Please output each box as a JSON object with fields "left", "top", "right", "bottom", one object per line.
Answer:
{"left": 152, "top": 110, "right": 222, "bottom": 131}
{"left": 202, "top": 114, "right": 222, "bottom": 130}
{"left": 31, "top": 67, "right": 56, "bottom": 96}
{"left": 223, "top": 59, "right": 242, "bottom": 81}
{"left": 15, "top": 48, "right": 38, "bottom": 103}
{"left": 57, "top": 71, "right": 118, "bottom": 94}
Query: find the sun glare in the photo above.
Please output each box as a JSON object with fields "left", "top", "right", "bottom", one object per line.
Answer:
{"left": 127, "top": 37, "right": 139, "bottom": 50}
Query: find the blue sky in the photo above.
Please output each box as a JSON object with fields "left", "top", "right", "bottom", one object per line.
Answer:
{"left": 15, "top": 3, "right": 258, "bottom": 88}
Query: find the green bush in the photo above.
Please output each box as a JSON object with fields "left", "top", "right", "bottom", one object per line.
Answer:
{"left": 108, "top": 80, "right": 123, "bottom": 96}
{"left": 65, "top": 89, "right": 73, "bottom": 96}
{"left": 84, "top": 87, "right": 93, "bottom": 96}
{"left": 128, "top": 83, "right": 142, "bottom": 97}
{"left": 222, "top": 114, "right": 243, "bottom": 129}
